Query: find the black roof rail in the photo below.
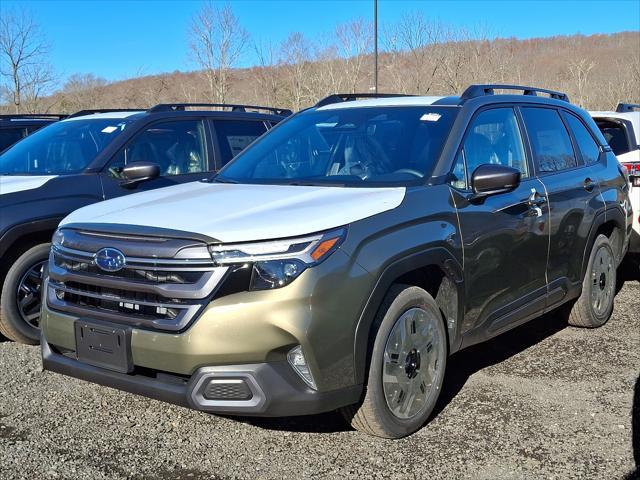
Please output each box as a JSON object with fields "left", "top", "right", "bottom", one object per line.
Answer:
{"left": 315, "top": 93, "right": 415, "bottom": 108}
{"left": 67, "top": 108, "right": 144, "bottom": 119}
{"left": 616, "top": 103, "right": 640, "bottom": 113}
{"left": 148, "top": 103, "right": 292, "bottom": 116}
{"left": 460, "top": 84, "right": 570, "bottom": 102}
{"left": 0, "top": 113, "right": 67, "bottom": 120}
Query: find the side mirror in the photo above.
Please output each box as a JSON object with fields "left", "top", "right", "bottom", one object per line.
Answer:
{"left": 469, "top": 164, "right": 521, "bottom": 202}
{"left": 120, "top": 161, "right": 160, "bottom": 187}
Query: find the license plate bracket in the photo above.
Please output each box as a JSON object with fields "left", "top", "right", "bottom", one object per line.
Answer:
{"left": 75, "top": 320, "right": 133, "bottom": 373}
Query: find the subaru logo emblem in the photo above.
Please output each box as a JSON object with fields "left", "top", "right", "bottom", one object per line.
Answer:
{"left": 95, "top": 248, "right": 126, "bottom": 272}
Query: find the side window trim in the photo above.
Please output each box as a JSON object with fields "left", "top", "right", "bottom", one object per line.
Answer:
{"left": 449, "top": 104, "right": 530, "bottom": 192}
{"left": 519, "top": 105, "right": 582, "bottom": 177}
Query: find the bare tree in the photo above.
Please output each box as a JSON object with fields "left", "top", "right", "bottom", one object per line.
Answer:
{"left": 383, "top": 12, "right": 444, "bottom": 94}
{"left": 279, "top": 32, "right": 313, "bottom": 110}
{"left": 568, "top": 58, "right": 596, "bottom": 108}
{"left": 252, "top": 40, "right": 283, "bottom": 106}
{"left": 0, "top": 9, "right": 55, "bottom": 112}
{"left": 60, "top": 73, "right": 108, "bottom": 111}
{"left": 335, "top": 18, "right": 372, "bottom": 93}
{"left": 189, "top": 2, "right": 249, "bottom": 103}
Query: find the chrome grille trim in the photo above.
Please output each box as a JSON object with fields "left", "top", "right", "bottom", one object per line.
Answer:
{"left": 47, "top": 234, "right": 227, "bottom": 332}
{"left": 52, "top": 245, "right": 216, "bottom": 269}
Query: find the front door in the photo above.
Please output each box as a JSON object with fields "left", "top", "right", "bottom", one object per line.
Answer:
{"left": 450, "top": 107, "right": 550, "bottom": 336}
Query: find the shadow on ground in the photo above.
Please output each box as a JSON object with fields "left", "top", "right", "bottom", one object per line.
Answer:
{"left": 240, "top": 309, "right": 571, "bottom": 434}
{"left": 241, "top": 272, "right": 639, "bottom": 435}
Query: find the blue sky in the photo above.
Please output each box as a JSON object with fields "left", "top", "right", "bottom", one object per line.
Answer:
{"left": 3, "top": 0, "right": 639, "bottom": 83}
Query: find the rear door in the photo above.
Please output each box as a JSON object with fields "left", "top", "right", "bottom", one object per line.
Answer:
{"left": 451, "top": 106, "right": 550, "bottom": 335}
{"left": 100, "top": 118, "right": 213, "bottom": 198}
{"left": 520, "top": 106, "right": 601, "bottom": 300}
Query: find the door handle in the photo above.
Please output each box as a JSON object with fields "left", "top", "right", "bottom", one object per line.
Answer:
{"left": 528, "top": 188, "right": 547, "bottom": 207}
{"left": 584, "top": 178, "right": 596, "bottom": 192}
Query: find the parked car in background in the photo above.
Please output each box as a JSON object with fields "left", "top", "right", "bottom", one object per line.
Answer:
{"left": 40, "top": 85, "right": 631, "bottom": 438}
{"left": 590, "top": 103, "right": 639, "bottom": 270}
{"left": 0, "top": 114, "right": 67, "bottom": 152}
{"left": 0, "top": 103, "right": 291, "bottom": 344}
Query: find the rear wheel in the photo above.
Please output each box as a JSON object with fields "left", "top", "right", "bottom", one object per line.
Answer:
{"left": 340, "top": 284, "right": 447, "bottom": 438}
{"left": 564, "top": 234, "right": 616, "bottom": 328}
{"left": 0, "top": 243, "right": 50, "bottom": 344}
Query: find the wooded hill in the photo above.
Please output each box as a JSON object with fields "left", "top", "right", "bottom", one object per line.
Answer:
{"left": 5, "top": 31, "right": 640, "bottom": 114}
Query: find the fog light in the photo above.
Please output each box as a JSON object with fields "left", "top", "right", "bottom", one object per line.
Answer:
{"left": 287, "top": 345, "right": 316, "bottom": 390}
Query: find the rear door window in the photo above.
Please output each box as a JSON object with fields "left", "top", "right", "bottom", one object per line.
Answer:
{"left": 563, "top": 113, "right": 601, "bottom": 165}
{"left": 521, "top": 107, "right": 578, "bottom": 173}
{"left": 213, "top": 120, "right": 267, "bottom": 167}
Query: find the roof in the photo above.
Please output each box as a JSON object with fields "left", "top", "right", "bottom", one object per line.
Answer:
{"left": 63, "top": 111, "right": 145, "bottom": 122}
{"left": 316, "top": 96, "right": 451, "bottom": 110}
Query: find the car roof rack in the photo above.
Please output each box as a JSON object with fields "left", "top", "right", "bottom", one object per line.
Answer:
{"left": 67, "top": 108, "right": 145, "bottom": 119}
{"left": 616, "top": 103, "right": 640, "bottom": 113}
{"left": 460, "top": 84, "right": 570, "bottom": 102}
{"left": 315, "top": 93, "right": 415, "bottom": 108}
{"left": 0, "top": 113, "right": 67, "bottom": 120}
{"left": 148, "top": 103, "right": 292, "bottom": 116}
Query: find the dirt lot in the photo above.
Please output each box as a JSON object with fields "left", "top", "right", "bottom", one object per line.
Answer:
{"left": 1, "top": 281, "right": 638, "bottom": 480}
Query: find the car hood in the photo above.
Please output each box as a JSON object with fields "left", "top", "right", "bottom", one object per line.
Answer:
{"left": 0, "top": 175, "right": 58, "bottom": 195}
{"left": 60, "top": 181, "right": 406, "bottom": 243}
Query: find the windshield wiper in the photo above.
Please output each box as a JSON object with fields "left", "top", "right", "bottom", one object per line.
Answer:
{"left": 206, "top": 174, "right": 239, "bottom": 184}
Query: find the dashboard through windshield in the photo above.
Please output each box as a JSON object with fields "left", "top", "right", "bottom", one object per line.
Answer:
{"left": 0, "top": 118, "right": 135, "bottom": 175}
{"left": 218, "top": 106, "right": 458, "bottom": 186}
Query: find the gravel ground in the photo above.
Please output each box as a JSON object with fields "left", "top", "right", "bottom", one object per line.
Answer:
{"left": 1, "top": 281, "right": 638, "bottom": 480}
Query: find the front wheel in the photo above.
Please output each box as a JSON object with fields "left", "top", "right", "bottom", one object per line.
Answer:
{"left": 563, "top": 234, "right": 616, "bottom": 328}
{"left": 0, "top": 243, "right": 50, "bottom": 344}
{"left": 341, "top": 284, "right": 447, "bottom": 438}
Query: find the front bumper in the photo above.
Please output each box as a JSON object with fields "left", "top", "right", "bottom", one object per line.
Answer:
{"left": 41, "top": 335, "right": 362, "bottom": 416}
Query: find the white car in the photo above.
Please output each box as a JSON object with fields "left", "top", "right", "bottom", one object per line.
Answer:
{"left": 590, "top": 103, "right": 640, "bottom": 268}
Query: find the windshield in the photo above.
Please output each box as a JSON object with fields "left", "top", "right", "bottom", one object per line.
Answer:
{"left": 218, "top": 106, "right": 457, "bottom": 186}
{"left": 0, "top": 118, "right": 135, "bottom": 175}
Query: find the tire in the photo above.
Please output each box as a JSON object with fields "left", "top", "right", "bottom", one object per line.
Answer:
{"left": 0, "top": 243, "right": 50, "bottom": 344}
{"left": 564, "top": 234, "right": 616, "bottom": 328}
{"left": 340, "top": 284, "right": 447, "bottom": 438}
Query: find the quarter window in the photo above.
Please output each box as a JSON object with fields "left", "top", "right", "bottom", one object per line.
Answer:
{"left": 213, "top": 120, "right": 267, "bottom": 166}
{"left": 109, "top": 120, "right": 207, "bottom": 178}
{"left": 563, "top": 113, "right": 601, "bottom": 165}
{"left": 521, "top": 108, "right": 578, "bottom": 173}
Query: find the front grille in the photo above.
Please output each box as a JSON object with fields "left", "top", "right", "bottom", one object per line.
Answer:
{"left": 47, "top": 229, "right": 228, "bottom": 331}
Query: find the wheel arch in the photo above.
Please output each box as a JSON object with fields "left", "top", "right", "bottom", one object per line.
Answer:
{"left": 581, "top": 206, "right": 626, "bottom": 279}
{"left": 0, "top": 218, "right": 60, "bottom": 289}
{"left": 352, "top": 247, "right": 464, "bottom": 385}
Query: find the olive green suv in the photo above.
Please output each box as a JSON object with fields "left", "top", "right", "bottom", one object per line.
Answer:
{"left": 41, "top": 85, "right": 632, "bottom": 438}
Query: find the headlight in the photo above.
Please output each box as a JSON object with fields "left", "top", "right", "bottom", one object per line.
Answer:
{"left": 52, "top": 229, "right": 64, "bottom": 247}
{"left": 209, "top": 228, "right": 346, "bottom": 290}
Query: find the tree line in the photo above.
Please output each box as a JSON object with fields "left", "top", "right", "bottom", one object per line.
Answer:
{"left": 1, "top": 2, "right": 639, "bottom": 114}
